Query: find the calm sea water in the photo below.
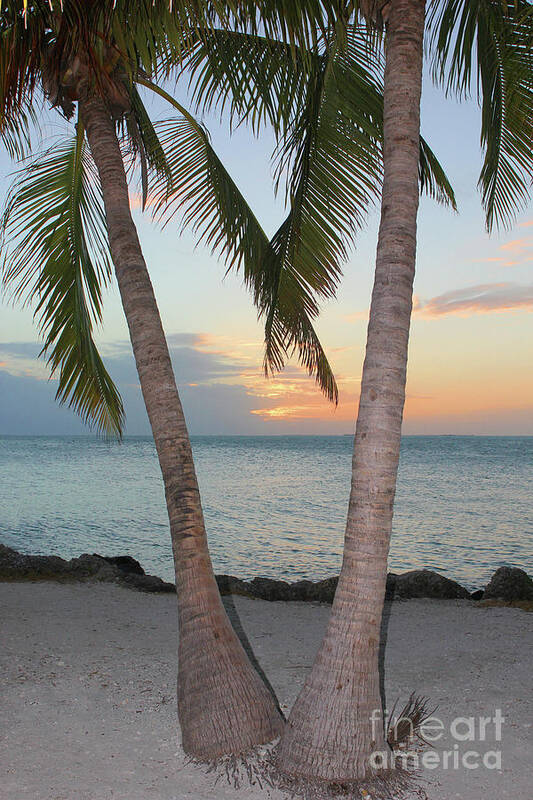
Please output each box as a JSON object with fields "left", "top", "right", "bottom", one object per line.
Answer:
{"left": 1, "top": 436, "right": 531, "bottom": 590}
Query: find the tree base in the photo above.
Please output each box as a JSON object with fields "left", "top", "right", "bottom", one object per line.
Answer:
{"left": 187, "top": 740, "right": 427, "bottom": 800}
{"left": 275, "top": 765, "right": 426, "bottom": 800}
{"left": 186, "top": 740, "right": 280, "bottom": 791}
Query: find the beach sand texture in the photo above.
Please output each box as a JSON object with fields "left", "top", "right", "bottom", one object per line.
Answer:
{"left": 1, "top": 582, "right": 531, "bottom": 800}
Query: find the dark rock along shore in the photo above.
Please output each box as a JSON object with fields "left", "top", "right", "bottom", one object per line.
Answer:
{"left": 0, "top": 544, "right": 532, "bottom": 603}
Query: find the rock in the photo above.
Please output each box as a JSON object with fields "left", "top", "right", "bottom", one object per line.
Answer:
{"left": 119, "top": 573, "right": 176, "bottom": 593}
{"left": 0, "top": 544, "right": 498, "bottom": 602}
{"left": 393, "top": 569, "right": 470, "bottom": 599}
{"left": 0, "top": 545, "right": 120, "bottom": 583}
{"left": 0, "top": 545, "right": 175, "bottom": 593}
{"left": 247, "top": 576, "right": 343, "bottom": 603}
{"left": 68, "top": 554, "right": 117, "bottom": 581}
{"left": 483, "top": 567, "right": 533, "bottom": 602}
{"left": 235, "top": 573, "right": 400, "bottom": 604}
{"left": 215, "top": 575, "right": 254, "bottom": 597}
{"left": 0, "top": 543, "right": 73, "bottom": 581}
{"left": 249, "top": 577, "right": 293, "bottom": 601}
{"left": 309, "top": 577, "right": 339, "bottom": 603}
{"left": 290, "top": 579, "right": 320, "bottom": 601}
{"left": 95, "top": 554, "right": 145, "bottom": 575}
{"left": 470, "top": 589, "right": 484, "bottom": 601}
{"left": 385, "top": 573, "right": 398, "bottom": 600}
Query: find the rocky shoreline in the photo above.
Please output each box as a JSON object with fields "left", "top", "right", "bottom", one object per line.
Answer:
{"left": 1, "top": 543, "right": 532, "bottom": 604}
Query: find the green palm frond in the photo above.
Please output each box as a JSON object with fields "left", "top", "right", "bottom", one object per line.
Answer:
{"left": 183, "top": 24, "right": 455, "bottom": 217}
{"left": 171, "top": 23, "right": 455, "bottom": 396}
{"left": 1, "top": 123, "right": 124, "bottom": 436}
{"left": 111, "top": 0, "right": 342, "bottom": 85}
{"left": 260, "top": 26, "right": 384, "bottom": 367}
{"left": 122, "top": 84, "right": 173, "bottom": 210}
{"left": 419, "top": 135, "right": 457, "bottom": 208}
{"left": 136, "top": 78, "right": 338, "bottom": 401}
{"left": 0, "top": 104, "right": 34, "bottom": 159}
{"left": 429, "top": 0, "right": 533, "bottom": 230}
{"left": 182, "top": 29, "right": 313, "bottom": 136}
{"left": 234, "top": 0, "right": 346, "bottom": 49}
{"left": 0, "top": 3, "right": 47, "bottom": 124}
{"left": 176, "top": 26, "right": 383, "bottom": 389}
{"left": 262, "top": 25, "right": 455, "bottom": 373}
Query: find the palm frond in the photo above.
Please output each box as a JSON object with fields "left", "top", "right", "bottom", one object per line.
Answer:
{"left": 181, "top": 28, "right": 313, "bottom": 137}
{"left": 137, "top": 78, "right": 338, "bottom": 401}
{"left": 122, "top": 84, "right": 173, "bottom": 209}
{"left": 111, "top": 0, "right": 342, "bottom": 85}
{"left": 183, "top": 24, "right": 455, "bottom": 220}
{"left": 428, "top": 0, "right": 533, "bottom": 230}
{"left": 1, "top": 123, "right": 124, "bottom": 436}
{"left": 171, "top": 23, "right": 454, "bottom": 398}
{"left": 234, "top": 0, "right": 346, "bottom": 51}
{"left": 261, "top": 26, "right": 384, "bottom": 354}
{"left": 0, "top": 3, "right": 47, "bottom": 125}
{"left": 0, "top": 103, "right": 35, "bottom": 159}
{"left": 176, "top": 26, "right": 384, "bottom": 387}
{"left": 263, "top": 265, "right": 339, "bottom": 403}
{"left": 419, "top": 135, "right": 457, "bottom": 209}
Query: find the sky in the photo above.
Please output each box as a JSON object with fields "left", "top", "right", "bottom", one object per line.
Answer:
{"left": 1, "top": 62, "right": 532, "bottom": 436}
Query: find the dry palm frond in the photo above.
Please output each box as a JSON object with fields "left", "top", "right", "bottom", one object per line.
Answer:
{"left": 386, "top": 694, "right": 436, "bottom": 750}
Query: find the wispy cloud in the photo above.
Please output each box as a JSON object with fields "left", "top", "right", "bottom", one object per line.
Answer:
{"left": 343, "top": 281, "right": 533, "bottom": 322}
{"left": 242, "top": 365, "right": 357, "bottom": 421}
{"left": 472, "top": 235, "right": 533, "bottom": 267}
{"left": 500, "top": 238, "right": 530, "bottom": 253}
{"left": 0, "top": 333, "right": 358, "bottom": 426}
{"left": 0, "top": 341, "right": 49, "bottom": 380}
{"left": 416, "top": 282, "right": 533, "bottom": 317}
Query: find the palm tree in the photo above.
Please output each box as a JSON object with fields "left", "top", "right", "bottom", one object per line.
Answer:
{"left": 272, "top": 0, "right": 533, "bottom": 786}
{"left": 178, "top": 0, "right": 533, "bottom": 783}
{"left": 0, "top": 0, "right": 343, "bottom": 760}
{"left": 176, "top": 9, "right": 455, "bottom": 779}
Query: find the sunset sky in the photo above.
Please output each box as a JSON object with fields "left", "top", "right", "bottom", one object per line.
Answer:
{"left": 1, "top": 64, "right": 532, "bottom": 436}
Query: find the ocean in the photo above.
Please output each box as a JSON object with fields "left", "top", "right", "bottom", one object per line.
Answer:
{"left": 1, "top": 435, "right": 531, "bottom": 591}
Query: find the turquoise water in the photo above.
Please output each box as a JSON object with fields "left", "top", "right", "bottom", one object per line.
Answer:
{"left": 1, "top": 435, "right": 531, "bottom": 590}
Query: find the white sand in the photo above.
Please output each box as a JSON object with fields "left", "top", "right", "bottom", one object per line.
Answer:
{"left": 1, "top": 582, "right": 531, "bottom": 800}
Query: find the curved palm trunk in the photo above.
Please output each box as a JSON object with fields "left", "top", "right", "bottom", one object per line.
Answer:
{"left": 80, "top": 95, "right": 283, "bottom": 760}
{"left": 277, "top": 0, "right": 425, "bottom": 782}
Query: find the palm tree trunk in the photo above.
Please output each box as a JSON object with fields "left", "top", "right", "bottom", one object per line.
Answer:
{"left": 277, "top": 0, "right": 425, "bottom": 782}
{"left": 80, "top": 94, "right": 283, "bottom": 760}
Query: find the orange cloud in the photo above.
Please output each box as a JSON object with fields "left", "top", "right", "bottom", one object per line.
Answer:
{"left": 471, "top": 233, "right": 533, "bottom": 267}
{"left": 472, "top": 256, "right": 520, "bottom": 267}
{"left": 344, "top": 282, "right": 533, "bottom": 322}
{"left": 187, "top": 333, "right": 263, "bottom": 361}
{"left": 500, "top": 238, "right": 530, "bottom": 253}
{"left": 241, "top": 365, "right": 359, "bottom": 421}
{"left": 496, "top": 237, "right": 531, "bottom": 265}
{"left": 416, "top": 282, "right": 533, "bottom": 317}
{"left": 250, "top": 404, "right": 331, "bottom": 419}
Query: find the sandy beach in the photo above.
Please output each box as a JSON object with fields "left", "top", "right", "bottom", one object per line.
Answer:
{"left": 1, "top": 581, "right": 531, "bottom": 800}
